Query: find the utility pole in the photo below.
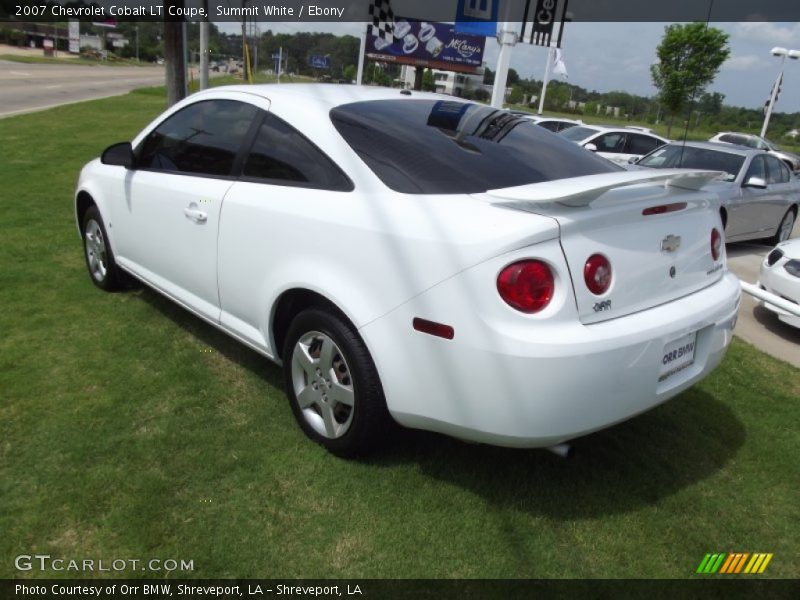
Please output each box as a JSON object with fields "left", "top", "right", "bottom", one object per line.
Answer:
{"left": 356, "top": 25, "right": 367, "bottom": 85}
{"left": 490, "top": 1, "right": 517, "bottom": 109}
{"left": 199, "top": 0, "right": 208, "bottom": 89}
{"left": 164, "top": 1, "right": 187, "bottom": 106}
{"left": 199, "top": 21, "right": 209, "bottom": 89}
{"left": 761, "top": 47, "right": 799, "bottom": 138}
{"left": 537, "top": 47, "right": 553, "bottom": 114}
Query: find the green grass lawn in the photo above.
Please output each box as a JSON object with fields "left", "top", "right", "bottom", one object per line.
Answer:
{"left": 1, "top": 90, "right": 799, "bottom": 580}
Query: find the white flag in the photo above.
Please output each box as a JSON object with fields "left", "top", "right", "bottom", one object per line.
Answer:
{"left": 552, "top": 48, "right": 568, "bottom": 78}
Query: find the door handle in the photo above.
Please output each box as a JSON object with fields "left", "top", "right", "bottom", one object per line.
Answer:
{"left": 184, "top": 207, "right": 207, "bottom": 223}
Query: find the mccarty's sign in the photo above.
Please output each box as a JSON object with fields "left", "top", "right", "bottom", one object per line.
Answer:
{"left": 366, "top": 17, "right": 486, "bottom": 74}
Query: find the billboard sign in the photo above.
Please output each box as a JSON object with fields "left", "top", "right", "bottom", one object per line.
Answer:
{"left": 308, "top": 55, "right": 331, "bottom": 69}
{"left": 366, "top": 17, "right": 485, "bottom": 74}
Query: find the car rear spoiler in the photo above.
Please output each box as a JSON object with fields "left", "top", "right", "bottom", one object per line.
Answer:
{"left": 486, "top": 169, "right": 724, "bottom": 208}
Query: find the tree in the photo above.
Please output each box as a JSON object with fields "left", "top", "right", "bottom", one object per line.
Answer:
{"left": 698, "top": 91, "right": 725, "bottom": 116}
{"left": 422, "top": 69, "right": 436, "bottom": 92}
{"left": 343, "top": 64, "right": 356, "bottom": 83}
{"left": 507, "top": 68, "right": 520, "bottom": 86}
{"left": 650, "top": 23, "right": 730, "bottom": 136}
{"left": 507, "top": 85, "right": 524, "bottom": 104}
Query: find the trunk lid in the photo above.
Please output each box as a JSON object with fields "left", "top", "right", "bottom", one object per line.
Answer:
{"left": 483, "top": 170, "right": 726, "bottom": 324}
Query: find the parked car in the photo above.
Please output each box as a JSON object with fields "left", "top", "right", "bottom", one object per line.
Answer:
{"left": 75, "top": 85, "right": 740, "bottom": 455}
{"left": 759, "top": 239, "right": 800, "bottom": 328}
{"left": 514, "top": 113, "right": 582, "bottom": 133}
{"left": 560, "top": 124, "right": 668, "bottom": 165}
{"left": 633, "top": 141, "right": 799, "bottom": 244}
{"left": 710, "top": 132, "right": 800, "bottom": 172}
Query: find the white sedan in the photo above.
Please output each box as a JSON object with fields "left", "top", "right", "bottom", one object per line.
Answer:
{"left": 75, "top": 85, "right": 740, "bottom": 456}
{"left": 560, "top": 124, "right": 668, "bottom": 165}
{"left": 759, "top": 239, "right": 800, "bottom": 328}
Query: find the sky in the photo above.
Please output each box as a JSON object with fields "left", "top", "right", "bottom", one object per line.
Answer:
{"left": 216, "top": 20, "right": 800, "bottom": 112}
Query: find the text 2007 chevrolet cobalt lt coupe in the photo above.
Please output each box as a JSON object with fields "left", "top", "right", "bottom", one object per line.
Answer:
{"left": 75, "top": 85, "right": 740, "bottom": 456}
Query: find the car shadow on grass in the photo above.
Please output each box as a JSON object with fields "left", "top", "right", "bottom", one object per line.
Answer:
{"left": 367, "top": 388, "right": 745, "bottom": 519}
{"left": 135, "top": 285, "right": 745, "bottom": 520}
{"left": 134, "top": 285, "right": 284, "bottom": 390}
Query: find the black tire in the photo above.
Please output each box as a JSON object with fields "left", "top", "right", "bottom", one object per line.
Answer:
{"left": 82, "top": 205, "right": 123, "bottom": 291}
{"left": 769, "top": 209, "right": 796, "bottom": 245}
{"left": 283, "top": 307, "right": 391, "bottom": 457}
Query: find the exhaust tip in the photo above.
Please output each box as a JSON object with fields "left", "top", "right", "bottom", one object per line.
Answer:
{"left": 546, "top": 443, "right": 574, "bottom": 459}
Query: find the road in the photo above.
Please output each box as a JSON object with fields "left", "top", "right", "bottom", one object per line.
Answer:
{"left": 0, "top": 60, "right": 165, "bottom": 118}
{"left": 726, "top": 222, "right": 800, "bottom": 368}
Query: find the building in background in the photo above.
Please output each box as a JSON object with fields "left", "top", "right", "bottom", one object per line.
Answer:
{"left": 399, "top": 64, "right": 491, "bottom": 98}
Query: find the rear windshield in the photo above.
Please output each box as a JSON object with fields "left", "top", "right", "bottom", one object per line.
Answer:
{"left": 329, "top": 99, "right": 619, "bottom": 194}
{"left": 638, "top": 145, "right": 745, "bottom": 180}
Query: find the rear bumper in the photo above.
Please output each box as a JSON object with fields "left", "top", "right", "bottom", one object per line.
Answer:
{"left": 361, "top": 269, "right": 740, "bottom": 448}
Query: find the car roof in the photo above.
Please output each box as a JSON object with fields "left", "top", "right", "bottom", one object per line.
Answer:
{"left": 576, "top": 124, "right": 667, "bottom": 139}
{"left": 193, "top": 83, "right": 461, "bottom": 109}
{"left": 659, "top": 140, "right": 761, "bottom": 157}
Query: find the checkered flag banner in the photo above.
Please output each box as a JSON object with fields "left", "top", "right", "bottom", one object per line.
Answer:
{"left": 369, "top": 0, "right": 395, "bottom": 42}
{"left": 764, "top": 71, "right": 783, "bottom": 115}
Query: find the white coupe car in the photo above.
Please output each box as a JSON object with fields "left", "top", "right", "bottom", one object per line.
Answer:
{"left": 759, "top": 239, "right": 800, "bottom": 328}
{"left": 76, "top": 85, "right": 740, "bottom": 456}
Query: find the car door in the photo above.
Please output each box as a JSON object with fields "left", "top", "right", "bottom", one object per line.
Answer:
{"left": 112, "top": 98, "right": 260, "bottom": 322}
{"left": 625, "top": 133, "right": 664, "bottom": 162}
{"left": 591, "top": 132, "right": 628, "bottom": 164}
{"left": 729, "top": 155, "right": 772, "bottom": 239}
{"left": 763, "top": 155, "right": 796, "bottom": 233}
{"left": 216, "top": 112, "right": 354, "bottom": 353}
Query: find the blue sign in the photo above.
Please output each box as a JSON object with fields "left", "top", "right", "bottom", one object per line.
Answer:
{"left": 455, "top": 0, "right": 498, "bottom": 38}
{"left": 366, "top": 17, "right": 486, "bottom": 72}
{"left": 308, "top": 55, "right": 331, "bottom": 69}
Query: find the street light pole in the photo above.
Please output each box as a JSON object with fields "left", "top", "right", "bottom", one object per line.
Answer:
{"left": 761, "top": 46, "right": 799, "bottom": 138}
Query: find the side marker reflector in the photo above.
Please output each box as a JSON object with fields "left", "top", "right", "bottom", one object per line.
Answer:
{"left": 413, "top": 318, "right": 454, "bottom": 340}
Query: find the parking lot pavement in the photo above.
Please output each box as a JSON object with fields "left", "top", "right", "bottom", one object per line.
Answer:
{"left": 725, "top": 221, "right": 800, "bottom": 368}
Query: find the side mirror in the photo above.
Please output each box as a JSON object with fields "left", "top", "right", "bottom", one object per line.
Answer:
{"left": 584, "top": 142, "right": 598, "bottom": 152}
{"left": 743, "top": 176, "right": 767, "bottom": 189}
{"left": 101, "top": 142, "right": 134, "bottom": 168}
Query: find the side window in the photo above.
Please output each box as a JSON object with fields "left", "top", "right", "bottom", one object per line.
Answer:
{"left": 627, "top": 134, "right": 661, "bottom": 155}
{"left": 745, "top": 156, "right": 766, "bottom": 182}
{"left": 137, "top": 100, "right": 258, "bottom": 176}
{"left": 719, "top": 134, "right": 738, "bottom": 144}
{"left": 242, "top": 113, "right": 352, "bottom": 191}
{"left": 595, "top": 133, "right": 626, "bottom": 153}
{"left": 765, "top": 156, "right": 790, "bottom": 184}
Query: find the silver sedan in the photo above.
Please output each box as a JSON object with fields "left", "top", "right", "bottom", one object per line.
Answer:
{"left": 632, "top": 141, "right": 799, "bottom": 244}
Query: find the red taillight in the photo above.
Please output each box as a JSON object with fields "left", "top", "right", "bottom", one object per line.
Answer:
{"left": 497, "top": 260, "right": 554, "bottom": 313}
{"left": 584, "top": 254, "right": 612, "bottom": 295}
{"left": 711, "top": 228, "right": 722, "bottom": 261}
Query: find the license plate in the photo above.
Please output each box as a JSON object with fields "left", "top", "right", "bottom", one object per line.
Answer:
{"left": 659, "top": 331, "right": 697, "bottom": 382}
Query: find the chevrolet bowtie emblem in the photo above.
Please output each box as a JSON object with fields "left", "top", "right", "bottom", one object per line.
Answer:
{"left": 661, "top": 234, "right": 681, "bottom": 253}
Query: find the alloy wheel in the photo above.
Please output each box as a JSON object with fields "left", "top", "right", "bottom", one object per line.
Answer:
{"left": 290, "top": 331, "right": 355, "bottom": 439}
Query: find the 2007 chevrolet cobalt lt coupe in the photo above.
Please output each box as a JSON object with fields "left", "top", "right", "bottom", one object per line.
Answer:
{"left": 75, "top": 85, "right": 740, "bottom": 456}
